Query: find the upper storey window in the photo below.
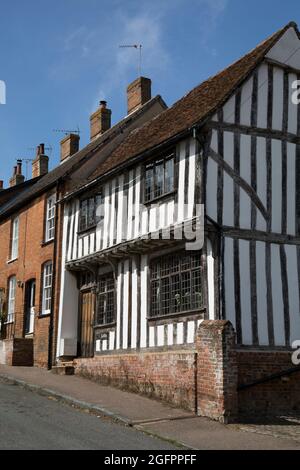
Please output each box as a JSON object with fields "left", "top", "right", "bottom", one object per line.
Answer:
{"left": 144, "top": 153, "right": 175, "bottom": 203}
{"left": 79, "top": 194, "right": 103, "bottom": 232}
{"left": 45, "top": 194, "right": 56, "bottom": 242}
{"left": 10, "top": 217, "right": 19, "bottom": 260}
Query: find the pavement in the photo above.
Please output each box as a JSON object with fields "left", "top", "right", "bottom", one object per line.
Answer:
{"left": 0, "top": 364, "right": 300, "bottom": 450}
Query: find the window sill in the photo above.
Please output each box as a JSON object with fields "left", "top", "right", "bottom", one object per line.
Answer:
{"left": 144, "top": 190, "right": 176, "bottom": 207}
{"left": 147, "top": 308, "right": 206, "bottom": 324}
{"left": 38, "top": 313, "right": 51, "bottom": 319}
{"left": 41, "top": 239, "right": 54, "bottom": 247}
{"left": 3, "top": 320, "right": 14, "bottom": 325}
{"left": 77, "top": 224, "right": 97, "bottom": 236}
{"left": 94, "top": 322, "right": 116, "bottom": 329}
{"left": 7, "top": 257, "right": 18, "bottom": 265}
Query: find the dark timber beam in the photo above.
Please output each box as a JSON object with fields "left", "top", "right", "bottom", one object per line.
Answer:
{"left": 208, "top": 148, "right": 268, "bottom": 221}
{"left": 264, "top": 57, "right": 300, "bottom": 75}
{"left": 223, "top": 226, "right": 300, "bottom": 245}
{"left": 208, "top": 121, "right": 300, "bottom": 146}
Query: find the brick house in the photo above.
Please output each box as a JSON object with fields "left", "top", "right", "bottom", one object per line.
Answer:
{"left": 0, "top": 79, "right": 166, "bottom": 368}
{"left": 57, "top": 22, "right": 300, "bottom": 421}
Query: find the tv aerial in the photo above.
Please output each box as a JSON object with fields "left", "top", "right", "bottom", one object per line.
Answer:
{"left": 53, "top": 125, "right": 81, "bottom": 136}
{"left": 119, "top": 44, "right": 142, "bottom": 76}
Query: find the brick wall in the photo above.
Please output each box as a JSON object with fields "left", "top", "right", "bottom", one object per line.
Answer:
{"left": 197, "top": 320, "right": 238, "bottom": 423}
{"left": 75, "top": 350, "right": 197, "bottom": 411}
{"left": 237, "top": 350, "right": 300, "bottom": 415}
{"left": 0, "top": 194, "right": 56, "bottom": 367}
{"left": 0, "top": 338, "right": 33, "bottom": 366}
{"left": 73, "top": 323, "right": 300, "bottom": 419}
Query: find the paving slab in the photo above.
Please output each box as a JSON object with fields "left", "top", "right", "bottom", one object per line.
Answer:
{"left": 138, "top": 416, "right": 300, "bottom": 450}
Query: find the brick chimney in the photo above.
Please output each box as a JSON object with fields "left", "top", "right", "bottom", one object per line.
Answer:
{"left": 0, "top": 181, "right": 3, "bottom": 191}
{"left": 32, "top": 143, "right": 49, "bottom": 178}
{"left": 9, "top": 160, "right": 25, "bottom": 187}
{"left": 60, "top": 133, "right": 80, "bottom": 163}
{"left": 127, "top": 77, "right": 151, "bottom": 115}
{"left": 90, "top": 101, "right": 111, "bottom": 141}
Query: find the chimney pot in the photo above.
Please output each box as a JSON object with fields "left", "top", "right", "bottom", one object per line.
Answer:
{"left": 90, "top": 101, "right": 112, "bottom": 140}
{"left": 60, "top": 133, "right": 80, "bottom": 162}
{"left": 32, "top": 142, "right": 49, "bottom": 178}
{"left": 127, "top": 77, "right": 151, "bottom": 115}
{"left": 10, "top": 162, "right": 25, "bottom": 187}
{"left": 16, "top": 160, "right": 22, "bottom": 175}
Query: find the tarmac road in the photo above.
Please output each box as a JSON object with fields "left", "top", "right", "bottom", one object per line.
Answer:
{"left": 0, "top": 380, "right": 178, "bottom": 450}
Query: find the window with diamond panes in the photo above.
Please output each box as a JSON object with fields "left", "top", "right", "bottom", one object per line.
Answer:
{"left": 96, "top": 274, "right": 115, "bottom": 325}
{"left": 150, "top": 252, "right": 203, "bottom": 318}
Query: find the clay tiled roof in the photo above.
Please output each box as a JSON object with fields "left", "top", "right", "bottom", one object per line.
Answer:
{"left": 0, "top": 95, "right": 166, "bottom": 220}
{"left": 82, "top": 22, "right": 296, "bottom": 188}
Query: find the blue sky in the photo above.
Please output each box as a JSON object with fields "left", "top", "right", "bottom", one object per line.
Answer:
{"left": 0, "top": 0, "right": 299, "bottom": 185}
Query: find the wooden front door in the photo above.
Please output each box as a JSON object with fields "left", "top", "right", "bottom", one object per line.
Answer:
{"left": 79, "top": 291, "right": 95, "bottom": 358}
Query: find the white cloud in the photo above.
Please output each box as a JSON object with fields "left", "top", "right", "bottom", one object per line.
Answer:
{"left": 51, "top": 0, "right": 228, "bottom": 111}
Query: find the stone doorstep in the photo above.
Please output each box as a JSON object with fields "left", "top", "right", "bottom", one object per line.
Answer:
{"left": 51, "top": 363, "right": 75, "bottom": 376}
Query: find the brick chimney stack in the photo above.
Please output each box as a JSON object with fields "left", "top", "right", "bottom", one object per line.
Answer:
{"left": 90, "top": 100, "right": 111, "bottom": 141}
{"left": 127, "top": 77, "right": 151, "bottom": 115}
{"left": 60, "top": 133, "right": 80, "bottom": 163}
{"left": 10, "top": 160, "right": 25, "bottom": 187}
{"left": 32, "top": 143, "right": 49, "bottom": 178}
{"left": 0, "top": 180, "right": 3, "bottom": 190}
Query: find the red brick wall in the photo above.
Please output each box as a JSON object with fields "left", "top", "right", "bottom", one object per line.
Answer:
{"left": 74, "top": 350, "right": 197, "bottom": 411}
{"left": 74, "top": 325, "right": 300, "bottom": 419}
{"left": 197, "top": 320, "right": 238, "bottom": 423}
{"left": 0, "top": 338, "right": 33, "bottom": 366}
{"left": 0, "top": 194, "right": 55, "bottom": 367}
{"left": 237, "top": 350, "right": 300, "bottom": 415}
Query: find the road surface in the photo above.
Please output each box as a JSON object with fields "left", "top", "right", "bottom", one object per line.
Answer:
{"left": 0, "top": 380, "right": 177, "bottom": 450}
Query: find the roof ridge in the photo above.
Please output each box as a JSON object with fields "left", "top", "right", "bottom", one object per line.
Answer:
{"left": 79, "top": 22, "right": 299, "bottom": 189}
{"left": 101, "top": 23, "right": 293, "bottom": 150}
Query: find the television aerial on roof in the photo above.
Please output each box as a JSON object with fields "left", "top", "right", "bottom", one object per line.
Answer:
{"left": 53, "top": 125, "right": 81, "bottom": 136}
{"left": 119, "top": 44, "right": 142, "bottom": 77}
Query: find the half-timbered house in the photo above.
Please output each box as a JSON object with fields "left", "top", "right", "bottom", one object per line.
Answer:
{"left": 0, "top": 79, "right": 166, "bottom": 369}
{"left": 57, "top": 23, "right": 300, "bottom": 418}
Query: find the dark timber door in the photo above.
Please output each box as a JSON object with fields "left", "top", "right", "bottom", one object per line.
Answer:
{"left": 79, "top": 291, "right": 95, "bottom": 358}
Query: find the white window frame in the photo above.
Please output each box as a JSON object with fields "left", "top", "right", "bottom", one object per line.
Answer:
{"left": 11, "top": 217, "right": 19, "bottom": 260}
{"left": 7, "top": 276, "right": 16, "bottom": 323}
{"left": 45, "top": 194, "right": 56, "bottom": 242}
{"left": 42, "top": 262, "right": 53, "bottom": 315}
